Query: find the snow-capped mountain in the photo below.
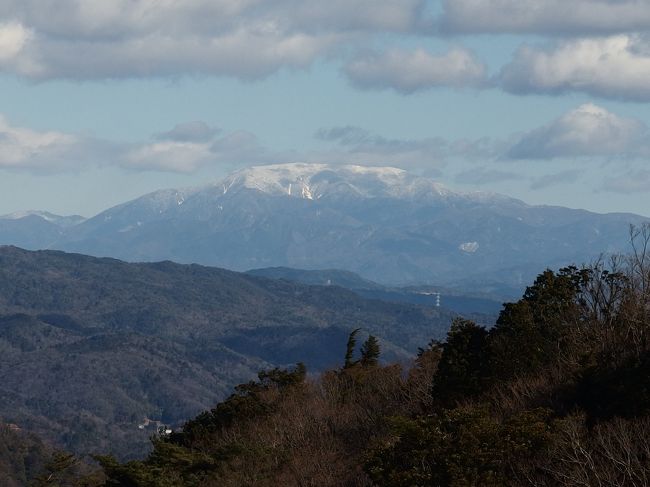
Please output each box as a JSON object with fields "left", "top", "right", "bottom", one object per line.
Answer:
{"left": 219, "top": 163, "right": 453, "bottom": 201}
{"left": 1, "top": 163, "right": 647, "bottom": 289}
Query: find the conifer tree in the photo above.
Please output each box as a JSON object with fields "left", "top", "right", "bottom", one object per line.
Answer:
{"left": 344, "top": 328, "right": 361, "bottom": 368}
{"left": 360, "top": 335, "right": 380, "bottom": 367}
{"left": 433, "top": 318, "right": 488, "bottom": 405}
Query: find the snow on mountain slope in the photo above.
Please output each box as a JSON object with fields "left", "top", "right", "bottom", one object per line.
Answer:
{"left": 3, "top": 163, "right": 648, "bottom": 289}
{"left": 219, "top": 163, "right": 457, "bottom": 201}
{"left": 90, "top": 163, "right": 515, "bottom": 224}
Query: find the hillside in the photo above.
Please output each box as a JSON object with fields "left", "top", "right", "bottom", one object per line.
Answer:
{"left": 246, "top": 266, "right": 385, "bottom": 291}
{"left": 0, "top": 246, "right": 453, "bottom": 459}
{"left": 94, "top": 228, "right": 650, "bottom": 485}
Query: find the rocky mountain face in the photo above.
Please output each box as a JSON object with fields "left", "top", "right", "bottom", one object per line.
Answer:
{"left": 1, "top": 163, "right": 647, "bottom": 288}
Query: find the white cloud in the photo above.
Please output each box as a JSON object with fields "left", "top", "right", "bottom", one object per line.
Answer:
{"left": 0, "top": 0, "right": 428, "bottom": 80}
{"left": 273, "top": 0, "right": 427, "bottom": 33}
{"left": 123, "top": 140, "right": 215, "bottom": 173}
{"left": 6, "top": 27, "right": 340, "bottom": 80}
{"left": 0, "top": 115, "right": 90, "bottom": 170}
{"left": 507, "top": 103, "right": 649, "bottom": 160}
{"left": 344, "top": 47, "right": 487, "bottom": 93}
{"left": 0, "top": 21, "right": 30, "bottom": 60}
{"left": 0, "top": 21, "right": 43, "bottom": 76}
{"left": 0, "top": 0, "right": 426, "bottom": 38}
{"left": 500, "top": 35, "right": 650, "bottom": 101}
{"left": 4, "top": 106, "right": 648, "bottom": 177}
{"left": 0, "top": 114, "right": 443, "bottom": 175}
{"left": 0, "top": 115, "right": 280, "bottom": 173}
{"left": 118, "top": 128, "right": 282, "bottom": 173}
{"left": 439, "top": 0, "right": 650, "bottom": 35}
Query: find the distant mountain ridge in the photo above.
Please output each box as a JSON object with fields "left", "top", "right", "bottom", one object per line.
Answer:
{"left": 247, "top": 266, "right": 385, "bottom": 290}
{"left": 0, "top": 210, "right": 85, "bottom": 227}
{"left": 247, "top": 266, "right": 504, "bottom": 315}
{"left": 1, "top": 163, "right": 647, "bottom": 288}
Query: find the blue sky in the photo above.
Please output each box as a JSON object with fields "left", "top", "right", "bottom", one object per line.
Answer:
{"left": 0, "top": 0, "right": 649, "bottom": 217}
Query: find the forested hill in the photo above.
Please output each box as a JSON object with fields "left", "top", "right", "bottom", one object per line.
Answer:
{"left": 0, "top": 246, "right": 454, "bottom": 459}
{"left": 91, "top": 228, "right": 650, "bottom": 485}
{"left": 4, "top": 227, "right": 650, "bottom": 485}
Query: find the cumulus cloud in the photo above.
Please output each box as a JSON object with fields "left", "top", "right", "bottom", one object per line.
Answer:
{"left": 499, "top": 35, "right": 650, "bottom": 101}
{"left": 344, "top": 47, "right": 487, "bottom": 93}
{"left": 122, "top": 140, "right": 215, "bottom": 173}
{"left": 0, "top": 115, "right": 456, "bottom": 175}
{"left": 0, "top": 115, "right": 282, "bottom": 173}
{"left": 276, "top": 0, "right": 428, "bottom": 33}
{"left": 0, "top": 21, "right": 41, "bottom": 75}
{"left": 0, "top": 0, "right": 428, "bottom": 80}
{"left": 439, "top": 0, "right": 650, "bottom": 35}
{"left": 507, "top": 104, "right": 650, "bottom": 160}
{"left": 118, "top": 128, "right": 283, "bottom": 173}
{"left": 5, "top": 106, "right": 649, "bottom": 178}
{"left": 4, "top": 27, "right": 340, "bottom": 80}
{"left": 0, "top": 115, "right": 101, "bottom": 171}
{"left": 0, "top": 21, "right": 30, "bottom": 60}
{"left": 0, "top": 0, "right": 426, "bottom": 38}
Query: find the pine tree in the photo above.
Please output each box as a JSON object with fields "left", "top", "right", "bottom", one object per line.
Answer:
{"left": 360, "top": 335, "right": 380, "bottom": 367}
{"left": 344, "top": 328, "right": 361, "bottom": 368}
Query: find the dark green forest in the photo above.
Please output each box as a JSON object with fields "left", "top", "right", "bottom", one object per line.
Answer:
{"left": 4, "top": 225, "right": 650, "bottom": 485}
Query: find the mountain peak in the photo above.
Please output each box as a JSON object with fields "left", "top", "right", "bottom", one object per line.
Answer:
{"left": 2, "top": 162, "right": 647, "bottom": 288}
{"left": 218, "top": 162, "right": 451, "bottom": 201}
